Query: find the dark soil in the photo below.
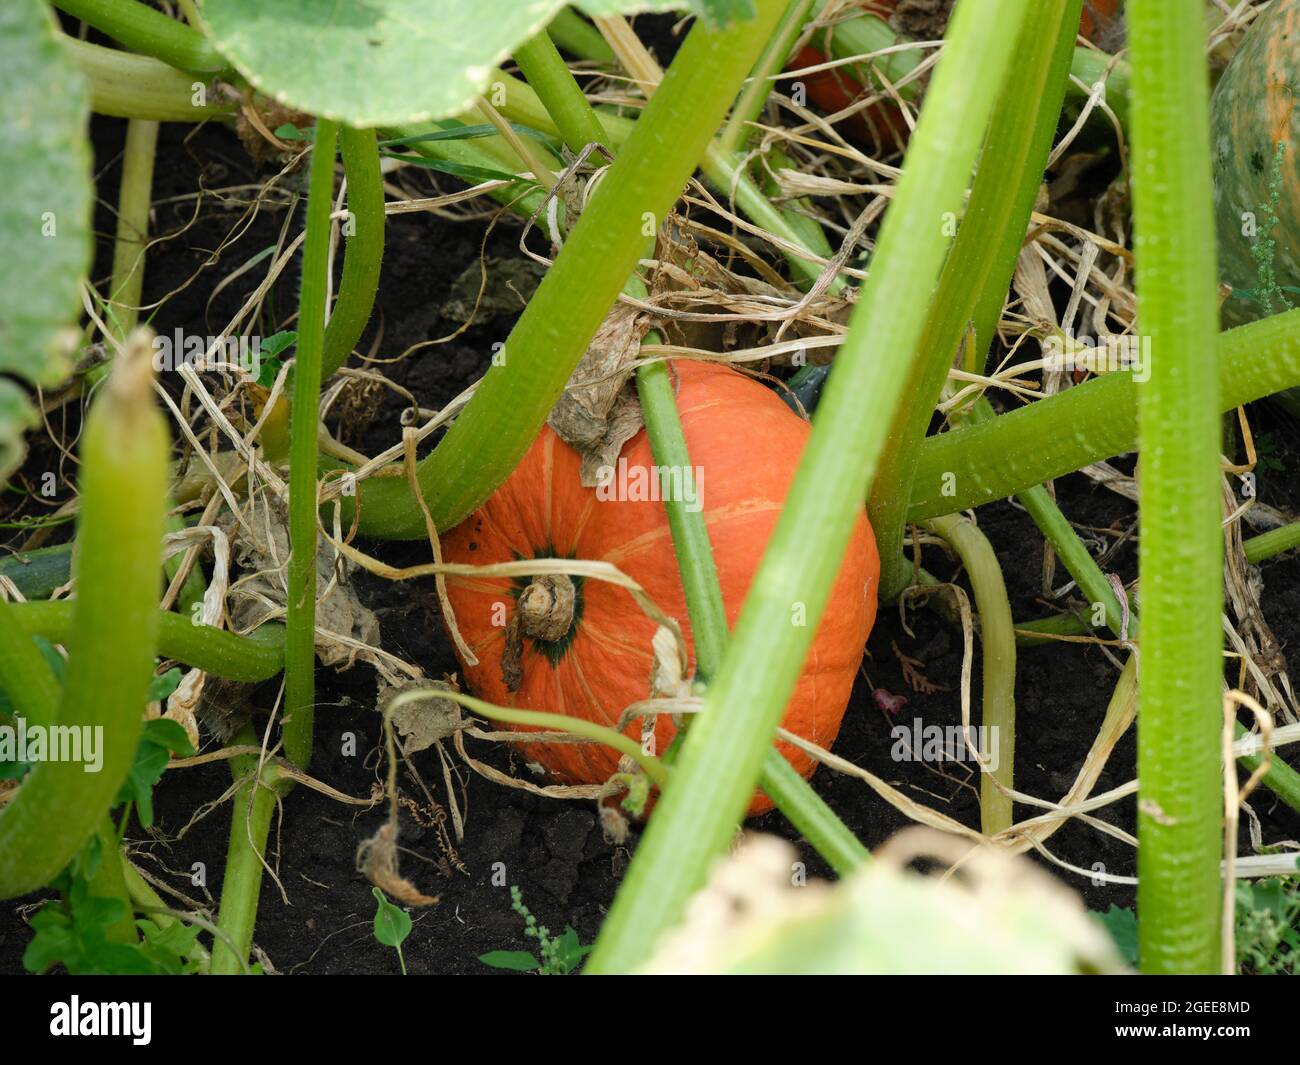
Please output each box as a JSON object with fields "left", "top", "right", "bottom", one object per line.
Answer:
{"left": 3, "top": 95, "right": 1300, "bottom": 976}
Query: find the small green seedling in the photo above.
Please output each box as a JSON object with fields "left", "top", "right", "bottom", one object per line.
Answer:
{"left": 114, "top": 670, "right": 191, "bottom": 829}
{"left": 1235, "top": 875, "right": 1300, "bottom": 975}
{"left": 1093, "top": 864, "right": 1300, "bottom": 976}
{"left": 254, "top": 329, "right": 298, "bottom": 388}
{"left": 23, "top": 837, "right": 200, "bottom": 975}
{"left": 479, "top": 886, "right": 592, "bottom": 975}
{"left": 371, "top": 887, "right": 412, "bottom": 975}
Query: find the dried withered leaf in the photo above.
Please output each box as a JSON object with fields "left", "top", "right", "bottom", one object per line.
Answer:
{"left": 657, "top": 223, "right": 783, "bottom": 300}
{"left": 227, "top": 504, "right": 383, "bottom": 675}
{"left": 356, "top": 821, "right": 438, "bottom": 906}
{"left": 547, "top": 304, "right": 651, "bottom": 486}
{"left": 599, "top": 804, "right": 629, "bottom": 845}
{"left": 649, "top": 623, "right": 690, "bottom": 699}
{"left": 652, "top": 223, "right": 783, "bottom": 356}
{"left": 378, "top": 677, "right": 463, "bottom": 754}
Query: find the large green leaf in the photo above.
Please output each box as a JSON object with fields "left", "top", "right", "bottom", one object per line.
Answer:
{"left": 0, "top": 1, "right": 92, "bottom": 480}
{"left": 201, "top": 1, "right": 754, "bottom": 127}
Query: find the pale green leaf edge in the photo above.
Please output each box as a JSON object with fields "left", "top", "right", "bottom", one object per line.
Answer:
{"left": 0, "top": 1, "right": 93, "bottom": 481}
{"left": 201, "top": 0, "right": 738, "bottom": 127}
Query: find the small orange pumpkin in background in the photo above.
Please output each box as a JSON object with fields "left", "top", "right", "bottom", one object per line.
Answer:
{"left": 441, "top": 361, "right": 879, "bottom": 815}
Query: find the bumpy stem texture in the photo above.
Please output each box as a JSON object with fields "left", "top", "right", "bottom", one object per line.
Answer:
{"left": 284, "top": 120, "right": 339, "bottom": 771}
{"left": 906, "top": 307, "right": 1300, "bottom": 520}
{"left": 53, "top": 0, "right": 226, "bottom": 73}
{"left": 0, "top": 347, "right": 168, "bottom": 899}
{"left": 11, "top": 600, "right": 286, "bottom": 682}
{"left": 1129, "top": 0, "right": 1223, "bottom": 974}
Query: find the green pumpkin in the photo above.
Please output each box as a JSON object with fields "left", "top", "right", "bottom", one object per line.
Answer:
{"left": 1211, "top": 0, "right": 1300, "bottom": 327}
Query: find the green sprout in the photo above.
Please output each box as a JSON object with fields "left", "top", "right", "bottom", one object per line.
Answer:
{"left": 478, "top": 886, "right": 592, "bottom": 976}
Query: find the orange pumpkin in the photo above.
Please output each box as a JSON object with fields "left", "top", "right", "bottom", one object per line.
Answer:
{"left": 786, "top": 44, "right": 911, "bottom": 154}
{"left": 441, "top": 360, "right": 879, "bottom": 815}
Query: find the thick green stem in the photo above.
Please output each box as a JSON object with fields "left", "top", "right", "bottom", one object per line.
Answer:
{"left": 0, "top": 597, "right": 61, "bottom": 729}
{"left": 1244, "top": 521, "right": 1300, "bottom": 565}
{"left": 547, "top": 9, "right": 616, "bottom": 64}
{"left": 513, "top": 31, "right": 611, "bottom": 153}
{"left": 635, "top": 361, "right": 728, "bottom": 677}
{"left": 209, "top": 726, "right": 279, "bottom": 975}
{"left": 284, "top": 120, "right": 338, "bottom": 771}
{"left": 587, "top": 0, "right": 1031, "bottom": 974}
{"left": 872, "top": 0, "right": 1080, "bottom": 601}
{"left": 906, "top": 308, "right": 1300, "bottom": 521}
{"left": 717, "top": 0, "right": 817, "bottom": 157}
{"left": 0, "top": 543, "right": 75, "bottom": 601}
{"left": 87, "top": 817, "right": 137, "bottom": 943}
{"left": 10, "top": 600, "right": 286, "bottom": 682}
{"left": 925, "top": 514, "right": 1016, "bottom": 835}
{"left": 1236, "top": 731, "right": 1300, "bottom": 814}
{"left": 344, "top": 4, "right": 789, "bottom": 540}
{"left": 1005, "top": 424, "right": 1300, "bottom": 817}
{"left": 320, "top": 127, "right": 385, "bottom": 379}
{"left": 1129, "top": 0, "right": 1223, "bottom": 975}
{"left": 107, "top": 117, "right": 159, "bottom": 339}
{"left": 0, "top": 346, "right": 168, "bottom": 900}
{"left": 53, "top": 0, "right": 227, "bottom": 73}
{"left": 62, "top": 36, "right": 233, "bottom": 122}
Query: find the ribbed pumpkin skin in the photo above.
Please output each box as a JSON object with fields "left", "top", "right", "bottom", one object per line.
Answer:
{"left": 441, "top": 361, "right": 878, "bottom": 815}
